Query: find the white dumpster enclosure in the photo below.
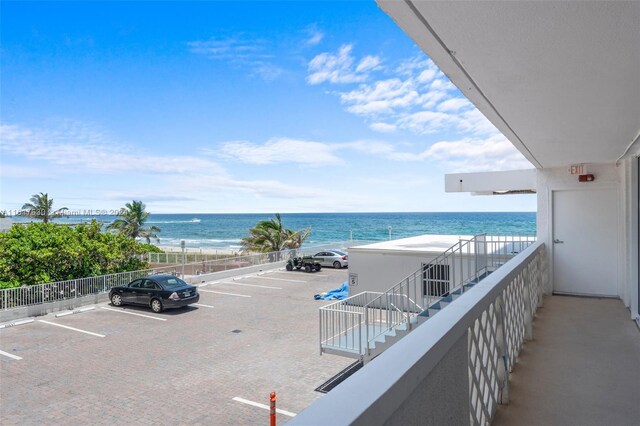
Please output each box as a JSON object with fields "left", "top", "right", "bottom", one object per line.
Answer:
{"left": 348, "top": 235, "right": 473, "bottom": 295}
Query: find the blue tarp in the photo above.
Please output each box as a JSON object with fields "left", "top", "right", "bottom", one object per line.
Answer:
{"left": 314, "top": 281, "right": 349, "bottom": 300}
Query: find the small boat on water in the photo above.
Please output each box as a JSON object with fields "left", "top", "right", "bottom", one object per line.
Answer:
{"left": 190, "top": 218, "right": 201, "bottom": 223}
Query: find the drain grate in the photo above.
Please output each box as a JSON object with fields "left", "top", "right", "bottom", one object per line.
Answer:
{"left": 315, "top": 360, "right": 363, "bottom": 393}
{"left": 231, "top": 329, "right": 242, "bottom": 333}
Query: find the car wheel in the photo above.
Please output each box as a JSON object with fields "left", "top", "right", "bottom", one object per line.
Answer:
{"left": 304, "top": 265, "right": 311, "bottom": 273}
{"left": 286, "top": 263, "right": 293, "bottom": 271}
{"left": 110, "top": 293, "right": 123, "bottom": 306}
{"left": 333, "top": 261, "right": 342, "bottom": 269}
{"left": 315, "top": 264, "right": 322, "bottom": 271}
{"left": 150, "top": 298, "right": 163, "bottom": 313}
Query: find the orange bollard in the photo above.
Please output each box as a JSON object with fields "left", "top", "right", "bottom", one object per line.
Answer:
{"left": 270, "top": 392, "right": 276, "bottom": 426}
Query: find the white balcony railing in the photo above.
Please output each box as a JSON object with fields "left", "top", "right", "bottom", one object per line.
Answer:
{"left": 320, "top": 234, "right": 537, "bottom": 361}
{"left": 294, "top": 241, "right": 547, "bottom": 426}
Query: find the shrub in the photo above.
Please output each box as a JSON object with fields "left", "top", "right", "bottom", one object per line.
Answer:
{"left": 0, "top": 220, "right": 156, "bottom": 288}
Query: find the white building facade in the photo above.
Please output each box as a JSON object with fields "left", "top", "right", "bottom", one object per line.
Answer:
{"left": 293, "top": 2, "right": 639, "bottom": 425}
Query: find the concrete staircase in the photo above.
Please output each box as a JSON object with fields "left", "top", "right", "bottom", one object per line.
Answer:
{"left": 364, "top": 271, "right": 492, "bottom": 361}
{"left": 319, "top": 235, "right": 534, "bottom": 362}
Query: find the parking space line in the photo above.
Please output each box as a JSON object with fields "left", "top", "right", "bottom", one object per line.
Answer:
{"left": 101, "top": 306, "right": 167, "bottom": 321}
{"left": 38, "top": 320, "right": 105, "bottom": 337}
{"left": 0, "top": 350, "right": 22, "bottom": 360}
{"left": 221, "top": 282, "right": 282, "bottom": 290}
{"left": 232, "top": 397, "right": 296, "bottom": 417}
{"left": 198, "top": 289, "right": 251, "bottom": 298}
{"left": 192, "top": 303, "right": 215, "bottom": 308}
{"left": 252, "top": 276, "right": 307, "bottom": 283}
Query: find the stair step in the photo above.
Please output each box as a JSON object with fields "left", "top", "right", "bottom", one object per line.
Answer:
{"left": 431, "top": 302, "right": 441, "bottom": 310}
{"left": 396, "top": 323, "right": 409, "bottom": 331}
{"left": 440, "top": 294, "right": 453, "bottom": 303}
{"left": 452, "top": 288, "right": 462, "bottom": 295}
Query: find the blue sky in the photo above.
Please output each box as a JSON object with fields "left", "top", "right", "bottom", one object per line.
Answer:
{"left": 0, "top": 1, "right": 535, "bottom": 214}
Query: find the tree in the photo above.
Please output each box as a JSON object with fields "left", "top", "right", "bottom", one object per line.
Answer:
{"left": 21, "top": 192, "right": 68, "bottom": 223}
{"left": 241, "top": 213, "right": 310, "bottom": 253}
{"left": 106, "top": 200, "right": 160, "bottom": 243}
{"left": 0, "top": 221, "right": 159, "bottom": 288}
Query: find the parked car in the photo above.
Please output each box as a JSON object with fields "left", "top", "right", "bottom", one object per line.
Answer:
{"left": 109, "top": 274, "right": 199, "bottom": 313}
{"left": 312, "top": 250, "right": 349, "bottom": 269}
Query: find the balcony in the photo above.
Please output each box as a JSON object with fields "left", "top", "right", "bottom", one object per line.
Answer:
{"left": 494, "top": 295, "right": 640, "bottom": 426}
{"left": 292, "top": 242, "right": 640, "bottom": 425}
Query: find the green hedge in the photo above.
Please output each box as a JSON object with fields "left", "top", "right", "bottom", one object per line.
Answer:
{"left": 0, "top": 221, "right": 159, "bottom": 288}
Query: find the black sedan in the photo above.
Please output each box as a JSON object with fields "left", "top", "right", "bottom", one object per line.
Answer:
{"left": 109, "top": 274, "right": 200, "bottom": 313}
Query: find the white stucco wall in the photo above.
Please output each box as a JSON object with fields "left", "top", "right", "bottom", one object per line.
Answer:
{"left": 349, "top": 250, "right": 441, "bottom": 294}
{"left": 537, "top": 163, "right": 632, "bottom": 306}
{"left": 620, "top": 157, "right": 639, "bottom": 320}
{"left": 445, "top": 169, "right": 536, "bottom": 193}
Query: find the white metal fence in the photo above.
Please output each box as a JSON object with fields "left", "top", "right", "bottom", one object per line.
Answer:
{"left": 0, "top": 240, "right": 374, "bottom": 311}
{"left": 143, "top": 240, "right": 378, "bottom": 265}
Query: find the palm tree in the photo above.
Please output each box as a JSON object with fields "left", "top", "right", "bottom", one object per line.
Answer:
{"left": 106, "top": 200, "right": 160, "bottom": 243}
{"left": 241, "top": 213, "right": 310, "bottom": 253}
{"left": 21, "top": 193, "right": 68, "bottom": 223}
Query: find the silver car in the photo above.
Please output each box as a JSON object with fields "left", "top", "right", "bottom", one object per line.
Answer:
{"left": 312, "top": 250, "right": 348, "bottom": 269}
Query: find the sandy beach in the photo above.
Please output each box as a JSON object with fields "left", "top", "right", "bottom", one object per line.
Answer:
{"left": 156, "top": 245, "right": 239, "bottom": 256}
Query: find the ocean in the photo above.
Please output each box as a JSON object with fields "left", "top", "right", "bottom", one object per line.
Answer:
{"left": 10, "top": 212, "right": 536, "bottom": 250}
{"left": 24, "top": 212, "right": 535, "bottom": 251}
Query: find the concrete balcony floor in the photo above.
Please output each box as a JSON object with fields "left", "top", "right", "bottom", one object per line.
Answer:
{"left": 494, "top": 295, "right": 640, "bottom": 426}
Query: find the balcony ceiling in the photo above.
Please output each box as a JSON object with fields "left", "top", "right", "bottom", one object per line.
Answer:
{"left": 377, "top": 1, "right": 640, "bottom": 168}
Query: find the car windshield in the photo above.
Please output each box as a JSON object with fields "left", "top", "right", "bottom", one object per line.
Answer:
{"left": 332, "top": 250, "right": 346, "bottom": 256}
{"left": 155, "top": 276, "right": 189, "bottom": 289}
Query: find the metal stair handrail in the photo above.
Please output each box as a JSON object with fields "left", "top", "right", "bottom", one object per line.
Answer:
{"left": 319, "top": 234, "right": 537, "bottom": 358}
{"left": 362, "top": 234, "right": 485, "bottom": 350}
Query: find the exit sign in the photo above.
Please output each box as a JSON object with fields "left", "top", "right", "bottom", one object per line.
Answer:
{"left": 569, "top": 164, "right": 587, "bottom": 175}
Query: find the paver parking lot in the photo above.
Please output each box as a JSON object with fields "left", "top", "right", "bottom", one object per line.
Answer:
{"left": 0, "top": 267, "right": 353, "bottom": 425}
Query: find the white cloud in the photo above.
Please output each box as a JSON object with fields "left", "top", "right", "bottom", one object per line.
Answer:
{"left": 307, "top": 50, "right": 507, "bottom": 139}
{"left": 0, "top": 164, "right": 53, "bottom": 179}
{"left": 369, "top": 122, "right": 397, "bottom": 133}
{"left": 186, "top": 37, "right": 271, "bottom": 60}
{"left": 252, "top": 62, "right": 284, "bottom": 81}
{"left": 437, "top": 98, "right": 472, "bottom": 112}
{"left": 456, "top": 108, "right": 499, "bottom": 135}
{"left": 0, "top": 122, "right": 331, "bottom": 202}
{"left": 217, "top": 137, "right": 344, "bottom": 166}
{"left": 307, "top": 44, "right": 381, "bottom": 85}
{"left": 416, "top": 68, "right": 437, "bottom": 83}
{"left": 340, "top": 78, "right": 419, "bottom": 115}
{"left": 408, "top": 134, "right": 532, "bottom": 172}
{"left": 308, "top": 49, "right": 481, "bottom": 137}
{"left": 187, "top": 35, "right": 282, "bottom": 81}
{"left": 341, "top": 140, "right": 396, "bottom": 156}
{"left": 0, "top": 123, "right": 226, "bottom": 176}
{"left": 355, "top": 55, "right": 381, "bottom": 73}
{"left": 104, "top": 192, "right": 199, "bottom": 202}
{"left": 304, "top": 26, "right": 324, "bottom": 46}
{"left": 396, "top": 110, "right": 459, "bottom": 134}
{"left": 429, "top": 78, "right": 455, "bottom": 91}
